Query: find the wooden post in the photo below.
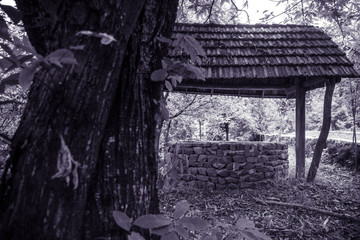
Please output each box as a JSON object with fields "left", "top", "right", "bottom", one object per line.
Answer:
{"left": 307, "top": 78, "right": 336, "bottom": 181}
{"left": 295, "top": 79, "right": 306, "bottom": 178}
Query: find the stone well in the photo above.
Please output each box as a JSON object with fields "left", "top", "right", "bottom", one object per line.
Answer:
{"left": 164, "top": 141, "right": 289, "bottom": 190}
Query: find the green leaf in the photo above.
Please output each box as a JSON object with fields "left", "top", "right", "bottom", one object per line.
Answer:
{"left": 236, "top": 218, "right": 256, "bottom": 230}
{"left": 18, "top": 54, "right": 34, "bottom": 65}
{"left": 133, "top": 214, "right": 172, "bottom": 230}
{"left": 151, "top": 69, "right": 167, "bottom": 82}
{"left": 173, "top": 200, "right": 189, "bottom": 220}
{"left": 201, "top": 234, "right": 218, "bottom": 240}
{"left": 0, "top": 43, "right": 15, "bottom": 58}
{"left": 161, "top": 231, "right": 179, "bottom": 240}
{"left": 112, "top": 211, "right": 132, "bottom": 232}
{"left": 174, "top": 223, "right": 189, "bottom": 239}
{"left": 1, "top": 72, "right": 19, "bottom": 86}
{"left": 239, "top": 229, "right": 272, "bottom": 240}
{"left": 178, "top": 216, "right": 209, "bottom": 231}
{"left": 165, "top": 80, "right": 173, "bottom": 91}
{"left": 99, "top": 33, "right": 117, "bottom": 45}
{"left": 0, "top": 57, "right": 12, "bottom": 70}
{"left": 183, "top": 35, "right": 206, "bottom": 57}
{"left": 46, "top": 49, "right": 78, "bottom": 67}
{"left": 19, "top": 63, "right": 39, "bottom": 90}
{"left": 0, "top": 15, "right": 10, "bottom": 41}
{"left": 157, "top": 36, "right": 172, "bottom": 44}
{"left": 0, "top": 4, "right": 23, "bottom": 24}
{"left": 160, "top": 103, "right": 169, "bottom": 121}
{"left": 170, "top": 76, "right": 177, "bottom": 88}
{"left": 128, "top": 232, "right": 145, "bottom": 240}
{"left": 151, "top": 224, "right": 172, "bottom": 236}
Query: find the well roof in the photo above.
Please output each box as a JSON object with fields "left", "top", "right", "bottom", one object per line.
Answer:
{"left": 171, "top": 23, "right": 359, "bottom": 98}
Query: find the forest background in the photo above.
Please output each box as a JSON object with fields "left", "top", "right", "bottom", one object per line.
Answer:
{"left": 157, "top": 0, "right": 360, "bottom": 151}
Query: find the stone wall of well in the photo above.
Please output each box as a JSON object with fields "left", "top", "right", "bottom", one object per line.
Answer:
{"left": 165, "top": 141, "right": 289, "bottom": 190}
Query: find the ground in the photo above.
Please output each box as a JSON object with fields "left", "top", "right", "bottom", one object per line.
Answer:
{"left": 159, "top": 146, "right": 360, "bottom": 240}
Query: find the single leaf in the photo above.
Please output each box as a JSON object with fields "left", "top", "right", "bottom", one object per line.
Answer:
{"left": 0, "top": 4, "right": 23, "bottom": 24}
{"left": 161, "top": 59, "right": 168, "bottom": 69}
{"left": 18, "top": 54, "right": 34, "bottom": 65}
{"left": 151, "top": 224, "right": 172, "bottom": 236}
{"left": 236, "top": 218, "right": 256, "bottom": 230}
{"left": 0, "top": 57, "right": 12, "bottom": 70}
{"left": 133, "top": 214, "right": 172, "bottom": 230}
{"left": 150, "top": 69, "right": 167, "bottom": 82}
{"left": 112, "top": 211, "right": 132, "bottom": 232}
{"left": 3, "top": 58, "right": 19, "bottom": 73}
{"left": 128, "top": 232, "right": 145, "bottom": 240}
{"left": 12, "top": 36, "right": 38, "bottom": 56}
{"left": 174, "top": 223, "right": 189, "bottom": 239}
{"left": 19, "top": 64, "right": 38, "bottom": 90}
{"left": 46, "top": 49, "right": 77, "bottom": 67}
{"left": 173, "top": 200, "right": 189, "bottom": 220}
{"left": 239, "top": 229, "right": 272, "bottom": 240}
{"left": 0, "top": 43, "right": 15, "bottom": 58}
{"left": 202, "top": 235, "right": 217, "bottom": 240}
{"left": 179, "top": 216, "right": 209, "bottom": 231}
{"left": 160, "top": 104, "right": 169, "bottom": 121}
{"left": 99, "top": 33, "right": 117, "bottom": 45}
{"left": 1, "top": 72, "right": 19, "bottom": 86}
{"left": 0, "top": 15, "right": 10, "bottom": 41}
{"left": 161, "top": 231, "right": 179, "bottom": 240}
{"left": 164, "top": 80, "right": 173, "bottom": 91}
{"left": 157, "top": 36, "right": 172, "bottom": 44}
{"left": 170, "top": 76, "right": 177, "bottom": 88}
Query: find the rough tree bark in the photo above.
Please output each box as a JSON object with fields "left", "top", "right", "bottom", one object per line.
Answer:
{"left": 307, "top": 78, "right": 336, "bottom": 182}
{"left": 0, "top": 0, "right": 178, "bottom": 239}
{"left": 84, "top": 1, "right": 178, "bottom": 239}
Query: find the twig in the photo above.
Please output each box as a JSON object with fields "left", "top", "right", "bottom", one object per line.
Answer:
{"left": 0, "top": 132, "right": 12, "bottom": 145}
{"left": 253, "top": 197, "right": 360, "bottom": 223}
{"left": 204, "top": 0, "right": 216, "bottom": 23}
{"left": 230, "top": 0, "right": 250, "bottom": 23}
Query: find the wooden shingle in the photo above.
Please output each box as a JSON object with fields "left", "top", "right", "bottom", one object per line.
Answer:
{"left": 171, "top": 23, "right": 359, "bottom": 98}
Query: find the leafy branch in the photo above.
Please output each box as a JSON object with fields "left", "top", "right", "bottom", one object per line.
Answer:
{"left": 113, "top": 199, "right": 271, "bottom": 240}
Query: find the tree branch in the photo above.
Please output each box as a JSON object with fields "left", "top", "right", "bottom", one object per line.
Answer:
{"left": 0, "top": 132, "right": 12, "bottom": 145}
{"left": 204, "top": 0, "right": 216, "bottom": 23}
{"left": 230, "top": 0, "right": 250, "bottom": 23}
{"left": 254, "top": 197, "right": 360, "bottom": 223}
{"left": 170, "top": 94, "right": 198, "bottom": 119}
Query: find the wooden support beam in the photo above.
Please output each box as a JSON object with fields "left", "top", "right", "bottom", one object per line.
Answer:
{"left": 307, "top": 78, "right": 337, "bottom": 181}
{"left": 295, "top": 79, "right": 306, "bottom": 178}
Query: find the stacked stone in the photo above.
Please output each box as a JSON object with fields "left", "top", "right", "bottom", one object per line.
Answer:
{"left": 166, "top": 141, "right": 289, "bottom": 190}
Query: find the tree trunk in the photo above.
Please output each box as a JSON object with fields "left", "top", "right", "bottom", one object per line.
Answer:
{"left": 84, "top": 1, "right": 178, "bottom": 239}
{"left": 0, "top": 0, "right": 178, "bottom": 239}
{"left": 307, "top": 79, "right": 336, "bottom": 182}
{"left": 295, "top": 79, "right": 306, "bottom": 178}
{"left": 349, "top": 80, "right": 358, "bottom": 171}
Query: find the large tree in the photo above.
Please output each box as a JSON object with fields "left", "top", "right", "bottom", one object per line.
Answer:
{"left": 0, "top": 0, "right": 178, "bottom": 239}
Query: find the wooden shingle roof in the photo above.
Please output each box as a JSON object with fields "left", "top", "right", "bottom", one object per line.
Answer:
{"left": 171, "top": 23, "right": 359, "bottom": 98}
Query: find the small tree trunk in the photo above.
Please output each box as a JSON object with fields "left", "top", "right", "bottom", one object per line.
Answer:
{"left": 295, "top": 79, "right": 306, "bottom": 178}
{"left": 307, "top": 79, "right": 336, "bottom": 182}
{"left": 349, "top": 80, "right": 358, "bottom": 171}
